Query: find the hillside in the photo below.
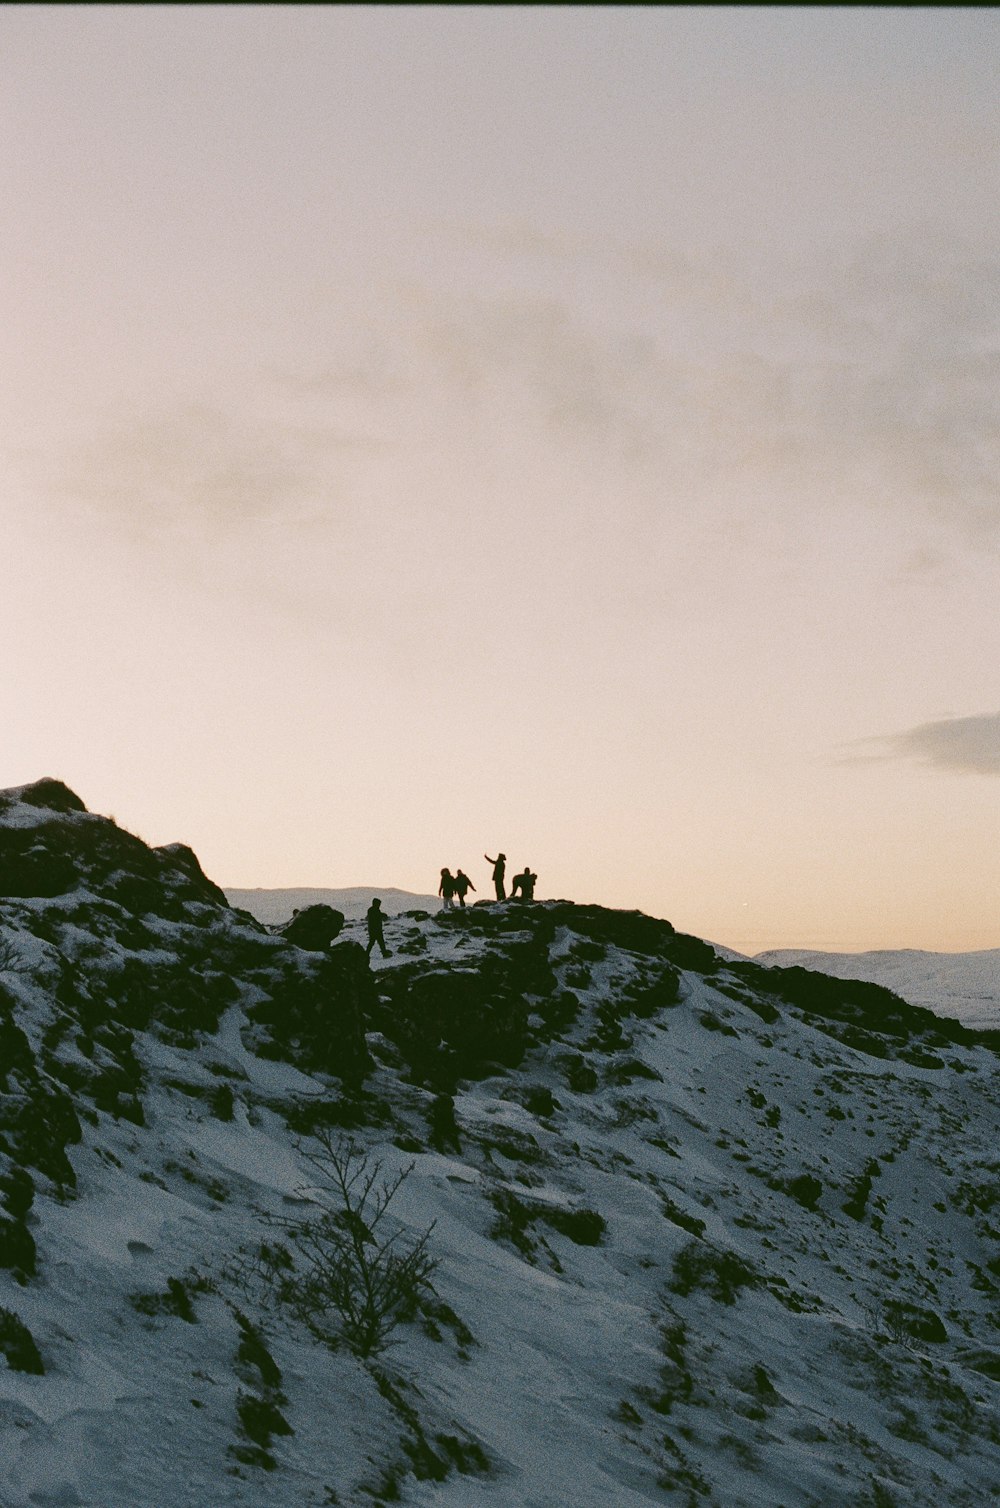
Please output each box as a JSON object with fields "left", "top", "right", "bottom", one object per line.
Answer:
{"left": 756, "top": 948, "right": 1000, "bottom": 1032}
{"left": 1, "top": 779, "right": 999, "bottom": 1507}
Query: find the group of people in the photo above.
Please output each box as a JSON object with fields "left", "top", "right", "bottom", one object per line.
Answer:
{"left": 439, "top": 853, "right": 538, "bottom": 907}
{"left": 366, "top": 850, "right": 540, "bottom": 959}
{"left": 438, "top": 866, "right": 476, "bottom": 908}
{"left": 485, "top": 851, "right": 537, "bottom": 901}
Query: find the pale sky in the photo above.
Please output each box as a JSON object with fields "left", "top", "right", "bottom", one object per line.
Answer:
{"left": 5, "top": 6, "right": 1000, "bottom": 954}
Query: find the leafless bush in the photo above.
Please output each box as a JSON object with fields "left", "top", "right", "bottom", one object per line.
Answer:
{"left": 0, "top": 938, "right": 26, "bottom": 973}
{"left": 237, "top": 1131, "right": 437, "bottom": 1358}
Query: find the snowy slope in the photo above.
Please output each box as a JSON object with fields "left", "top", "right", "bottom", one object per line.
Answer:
{"left": 756, "top": 948, "right": 1000, "bottom": 1031}
{"left": 2, "top": 780, "right": 1000, "bottom": 1507}
{"left": 225, "top": 887, "right": 441, "bottom": 925}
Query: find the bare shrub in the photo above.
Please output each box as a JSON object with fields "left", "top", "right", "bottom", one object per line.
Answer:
{"left": 243, "top": 1132, "right": 437, "bottom": 1358}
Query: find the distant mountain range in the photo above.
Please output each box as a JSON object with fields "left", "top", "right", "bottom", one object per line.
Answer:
{"left": 225, "top": 886, "right": 441, "bottom": 925}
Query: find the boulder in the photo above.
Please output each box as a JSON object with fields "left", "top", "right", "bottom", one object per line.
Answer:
{"left": 279, "top": 904, "right": 346, "bottom": 951}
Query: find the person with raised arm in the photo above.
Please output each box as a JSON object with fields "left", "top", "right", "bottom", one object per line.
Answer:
{"left": 484, "top": 852, "right": 506, "bottom": 901}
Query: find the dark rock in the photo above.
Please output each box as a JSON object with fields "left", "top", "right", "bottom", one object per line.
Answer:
{"left": 392, "top": 967, "right": 529, "bottom": 1079}
{"left": 426, "top": 1093, "right": 461, "bottom": 1152}
{"left": 556, "top": 1052, "right": 599, "bottom": 1094}
{"left": 664, "top": 933, "right": 720, "bottom": 973}
{"left": 251, "top": 943, "right": 373, "bottom": 1083}
{"left": 12, "top": 1086, "right": 82, "bottom": 1187}
{"left": 153, "top": 843, "right": 230, "bottom": 907}
{"left": 0, "top": 1167, "right": 34, "bottom": 1220}
{"left": 548, "top": 903, "right": 678, "bottom": 958}
{"left": 728, "top": 958, "right": 974, "bottom": 1056}
{"left": 535, "top": 990, "right": 581, "bottom": 1033}
{"left": 626, "top": 966, "right": 682, "bottom": 1016}
{"left": 279, "top": 904, "right": 345, "bottom": 951}
{"left": 18, "top": 779, "right": 87, "bottom": 814}
{"left": 0, "top": 1013, "right": 34, "bottom": 1086}
{"left": 0, "top": 833, "right": 77, "bottom": 898}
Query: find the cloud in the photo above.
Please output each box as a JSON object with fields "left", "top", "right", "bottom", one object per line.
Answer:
{"left": 39, "top": 225, "right": 1000, "bottom": 564}
{"left": 854, "top": 713, "right": 1000, "bottom": 775}
{"left": 393, "top": 226, "right": 1000, "bottom": 546}
{"left": 786, "top": 231, "right": 1000, "bottom": 541}
{"left": 49, "top": 402, "right": 381, "bottom": 541}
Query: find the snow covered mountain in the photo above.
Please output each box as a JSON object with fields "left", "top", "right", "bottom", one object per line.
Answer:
{"left": 756, "top": 949, "right": 1000, "bottom": 1032}
{"left": 2, "top": 778, "right": 999, "bottom": 1506}
{"left": 225, "top": 888, "right": 441, "bottom": 926}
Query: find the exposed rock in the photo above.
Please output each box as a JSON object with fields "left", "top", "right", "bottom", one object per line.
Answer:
{"left": 16, "top": 778, "right": 88, "bottom": 814}
{"left": 278, "top": 903, "right": 346, "bottom": 951}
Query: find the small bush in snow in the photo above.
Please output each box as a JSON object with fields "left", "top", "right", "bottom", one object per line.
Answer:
{"left": 210, "top": 1083, "right": 235, "bottom": 1121}
{"left": 248, "top": 1132, "right": 438, "bottom": 1358}
{"left": 0, "top": 1307, "right": 44, "bottom": 1373}
{"left": 668, "top": 1240, "right": 762, "bottom": 1305}
{"left": 488, "top": 1188, "right": 605, "bottom": 1252}
{"left": 130, "top": 1272, "right": 212, "bottom": 1322}
{"left": 0, "top": 1217, "right": 37, "bottom": 1279}
{"left": 0, "top": 1166, "right": 34, "bottom": 1220}
{"left": 542, "top": 1206, "right": 606, "bottom": 1246}
{"left": 226, "top": 1308, "right": 292, "bottom": 1471}
{"left": 842, "top": 1159, "right": 881, "bottom": 1222}
{"left": 235, "top": 1389, "right": 293, "bottom": 1450}
{"left": 783, "top": 1173, "right": 824, "bottom": 1210}
{"left": 0, "top": 939, "right": 27, "bottom": 972}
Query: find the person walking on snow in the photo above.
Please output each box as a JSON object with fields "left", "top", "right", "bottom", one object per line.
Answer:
{"left": 439, "top": 868, "right": 458, "bottom": 909}
{"left": 485, "top": 852, "right": 506, "bottom": 901}
{"left": 365, "top": 898, "right": 391, "bottom": 959}
{"left": 454, "top": 869, "right": 476, "bottom": 907}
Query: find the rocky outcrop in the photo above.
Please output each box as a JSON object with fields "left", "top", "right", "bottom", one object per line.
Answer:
{"left": 0, "top": 782, "right": 371, "bottom": 1121}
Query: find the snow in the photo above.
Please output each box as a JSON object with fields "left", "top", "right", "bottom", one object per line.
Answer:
{"left": 2, "top": 785, "right": 1000, "bottom": 1505}
{"left": 757, "top": 946, "right": 1000, "bottom": 1029}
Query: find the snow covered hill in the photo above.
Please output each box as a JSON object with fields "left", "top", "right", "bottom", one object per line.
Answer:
{"left": 225, "top": 888, "right": 441, "bottom": 926}
{"left": 2, "top": 779, "right": 1000, "bottom": 1506}
{"left": 756, "top": 948, "right": 1000, "bottom": 1031}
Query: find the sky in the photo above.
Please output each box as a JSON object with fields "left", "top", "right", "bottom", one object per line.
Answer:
{"left": 4, "top": 5, "right": 1000, "bottom": 955}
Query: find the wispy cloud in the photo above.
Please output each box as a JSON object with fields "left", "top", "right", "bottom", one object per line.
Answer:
{"left": 851, "top": 713, "right": 1000, "bottom": 775}
{"left": 49, "top": 402, "right": 381, "bottom": 541}
{"left": 395, "top": 227, "right": 1000, "bottom": 544}
{"left": 37, "top": 226, "right": 1000, "bottom": 564}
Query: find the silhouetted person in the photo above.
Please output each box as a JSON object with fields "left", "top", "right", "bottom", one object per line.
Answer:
{"left": 510, "top": 866, "right": 536, "bottom": 900}
{"left": 439, "top": 867, "right": 457, "bottom": 909}
{"left": 454, "top": 869, "right": 475, "bottom": 906}
{"left": 485, "top": 852, "right": 506, "bottom": 901}
{"left": 365, "top": 898, "right": 391, "bottom": 959}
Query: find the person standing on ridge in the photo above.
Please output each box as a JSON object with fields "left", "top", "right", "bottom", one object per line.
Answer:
{"left": 365, "top": 897, "right": 391, "bottom": 959}
{"left": 454, "top": 869, "right": 475, "bottom": 907}
{"left": 439, "top": 868, "right": 457, "bottom": 909}
{"left": 485, "top": 852, "right": 506, "bottom": 901}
